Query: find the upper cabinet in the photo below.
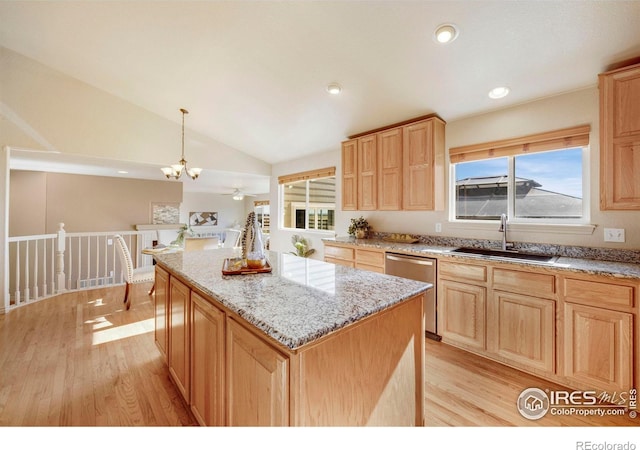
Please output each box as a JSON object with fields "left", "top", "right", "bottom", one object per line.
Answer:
{"left": 341, "top": 115, "right": 446, "bottom": 211}
{"left": 599, "top": 62, "right": 640, "bottom": 210}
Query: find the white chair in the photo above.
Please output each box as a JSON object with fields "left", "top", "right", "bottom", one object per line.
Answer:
{"left": 114, "top": 234, "right": 155, "bottom": 310}
{"left": 223, "top": 229, "right": 241, "bottom": 248}
{"left": 184, "top": 236, "right": 219, "bottom": 251}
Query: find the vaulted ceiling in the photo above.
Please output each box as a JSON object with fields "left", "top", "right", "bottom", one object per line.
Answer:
{"left": 2, "top": 1, "right": 640, "bottom": 193}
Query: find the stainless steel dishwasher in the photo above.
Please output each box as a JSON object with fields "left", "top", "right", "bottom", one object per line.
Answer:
{"left": 385, "top": 253, "right": 440, "bottom": 341}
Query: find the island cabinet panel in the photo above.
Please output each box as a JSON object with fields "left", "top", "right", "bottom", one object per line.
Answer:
{"left": 439, "top": 279, "right": 486, "bottom": 350}
{"left": 168, "top": 276, "right": 190, "bottom": 401}
{"left": 357, "top": 134, "right": 378, "bottom": 210}
{"left": 487, "top": 291, "right": 555, "bottom": 374}
{"left": 377, "top": 127, "right": 403, "bottom": 210}
{"left": 341, "top": 139, "right": 358, "bottom": 210}
{"left": 599, "top": 62, "right": 640, "bottom": 209}
{"left": 226, "top": 318, "right": 289, "bottom": 426}
{"left": 190, "top": 292, "right": 226, "bottom": 426}
{"left": 154, "top": 266, "right": 169, "bottom": 361}
{"left": 292, "top": 293, "right": 424, "bottom": 426}
{"left": 563, "top": 302, "right": 633, "bottom": 393}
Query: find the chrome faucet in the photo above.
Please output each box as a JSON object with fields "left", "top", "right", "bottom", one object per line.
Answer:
{"left": 499, "top": 213, "right": 513, "bottom": 251}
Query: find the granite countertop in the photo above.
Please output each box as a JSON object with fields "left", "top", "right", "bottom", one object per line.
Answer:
{"left": 154, "top": 248, "right": 431, "bottom": 350}
{"left": 323, "top": 236, "right": 640, "bottom": 280}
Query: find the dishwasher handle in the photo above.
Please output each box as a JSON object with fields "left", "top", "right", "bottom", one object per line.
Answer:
{"left": 385, "top": 254, "right": 434, "bottom": 266}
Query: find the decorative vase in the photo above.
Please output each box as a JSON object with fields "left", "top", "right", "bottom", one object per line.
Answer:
{"left": 355, "top": 228, "right": 368, "bottom": 239}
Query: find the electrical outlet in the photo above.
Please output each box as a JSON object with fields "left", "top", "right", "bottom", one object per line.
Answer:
{"left": 435, "top": 223, "right": 442, "bottom": 233}
{"left": 107, "top": 238, "right": 113, "bottom": 245}
{"left": 604, "top": 228, "right": 625, "bottom": 243}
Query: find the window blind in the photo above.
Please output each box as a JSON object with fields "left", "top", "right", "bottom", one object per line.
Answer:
{"left": 278, "top": 166, "right": 336, "bottom": 185}
{"left": 449, "top": 125, "right": 591, "bottom": 164}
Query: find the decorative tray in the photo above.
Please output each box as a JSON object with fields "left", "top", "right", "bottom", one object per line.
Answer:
{"left": 382, "top": 235, "right": 420, "bottom": 244}
{"left": 222, "top": 258, "right": 272, "bottom": 275}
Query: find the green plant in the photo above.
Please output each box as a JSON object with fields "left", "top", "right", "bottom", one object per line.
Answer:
{"left": 173, "top": 223, "right": 193, "bottom": 246}
{"left": 347, "top": 216, "right": 370, "bottom": 236}
{"left": 290, "top": 234, "right": 315, "bottom": 258}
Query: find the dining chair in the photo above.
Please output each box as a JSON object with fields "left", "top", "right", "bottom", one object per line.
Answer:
{"left": 223, "top": 229, "right": 241, "bottom": 248}
{"left": 184, "top": 236, "right": 220, "bottom": 251}
{"left": 114, "top": 234, "right": 155, "bottom": 310}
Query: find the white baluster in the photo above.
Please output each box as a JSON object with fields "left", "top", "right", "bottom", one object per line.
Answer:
{"left": 33, "top": 239, "right": 39, "bottom": 300}
{"left": 24, "top": 240, "right": 30, "bottom": 301}
{"left": 56, "top": 223, "right": 66, "bottom": 293}
{"left": 14, "top": 242, "right": 21, "bottom": 305}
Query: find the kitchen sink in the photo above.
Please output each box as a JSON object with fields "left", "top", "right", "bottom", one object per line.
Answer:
{"left": 450, "top": 247, "right": 558, "bottom": 264}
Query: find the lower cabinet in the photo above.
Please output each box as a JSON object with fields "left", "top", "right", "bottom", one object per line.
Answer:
{"left": 168, "top": 276, "right": 190, "bottom": 401}
{"left": 226, "top": 319, "right": 289, "bottom": 426}
{"left": 439, "top": 279, "right": 486, "bottom": 350}
{"left": 190, "top": 292, "right": 226, "bottom": 426}
{"left": 323, "top": 243, "right": 385, "bottom": 273}
{"left": 487, "top": 291, "right": 555, "bottom": 374}
{"left": 563, "top": 302, "right": 633, "bottom": 393}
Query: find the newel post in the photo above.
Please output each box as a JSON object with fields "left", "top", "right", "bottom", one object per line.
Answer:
{"left": 56, "top": 223, "right": 66, "bottom": 293}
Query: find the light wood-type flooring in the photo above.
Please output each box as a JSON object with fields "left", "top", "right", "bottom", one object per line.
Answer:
{"left": 0, "top": 284, "right": 637, "bottom": 427}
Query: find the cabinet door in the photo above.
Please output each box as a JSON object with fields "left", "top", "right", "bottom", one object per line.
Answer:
{"left": 564, "top": 302, "right": 633, "bottom": 392}
{"left": 191, "top": 292, "right": 225, "bottom": 426}
{"left": 488, "top": 291, "right": 555, "bottom": 374}
{"left": 342, "top": 139, "right": 358, "bottom": 210}
{"left": 600, "top": 64, "right": 640, "bottom": 209}
{"left": 154, "top": 266, "right": 169, "bottom": 361}
{"left": 377, "top": 127, "right": 403, "bottom": 210}
{"left": 168, "top": 276, "right": 190, "bottom": 401}
{"left": 226, "top": 319, "right": 289, "bottom": 426}
{"left": 357, "top": 134, "right": 377, "bottom": 210}
{"left": 439, "top": 279, "right": 486, "bottom": 350}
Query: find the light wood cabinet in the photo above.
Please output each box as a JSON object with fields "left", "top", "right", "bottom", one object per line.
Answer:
{"left": 168, "top": 276, "right": 190, "bottom": 401}
{"left": 377, "top": 127, "right": 403, "bottom": 210}
{"left": 323, "top": 243, "right": 384, "bottom": 273}
{"left": 439, "top": 279, "right": 486, "bottom": 350}
{"left": 599, "top": 62, "right": 640, "bottom": 210}
{"left": 226, "top": 318, "right": 289, "bottom": 426}
{"left": 357, "top": 134, "right": 378, "bottom": 210}
{"left": 341, "top": 115, "right": 445, "bottom": 211}
{"left": 403, "top": 118, "right": 446, "bottom": 211}
{"left": 154, "top": 266, "right": 169, "bottom": 361}
{"left": 190, "top": 291, "right": 225, "bottom": 426}
{"left": 487, "top": 291, "right": 555, "bottom": 374}
{"left": 563, "top": 302, "right": 633, "bottom": 393}
{"left": 341, "top": 139, "right": 358, "bottom": 211}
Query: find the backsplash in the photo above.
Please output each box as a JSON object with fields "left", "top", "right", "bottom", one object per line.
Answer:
{"left": 368, "top": 231, "right": 640, "bottom": 264}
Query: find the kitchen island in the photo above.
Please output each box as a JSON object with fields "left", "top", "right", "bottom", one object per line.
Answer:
{"left": 153, "top": 248, "right": 431, "bottom": 426}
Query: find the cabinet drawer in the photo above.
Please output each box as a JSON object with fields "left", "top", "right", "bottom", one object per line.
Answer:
{"left": 563, "top": 278, "right": 635, "bottom": 310}
{"left": 355, "top": 262, "right": 385, "bottom": 274}
{"left": 325, "top": 257, "right": 355, "bottom": 268}
{"left": 355, "top": 249, "right": 384, "bottom": 267}
{"left": 439, "top": 261, "right": 487, "bottom": 283}
{"left": 492, "top": 268, "right": 555, "bottom": 298}
{"left": 324, "top": 245, "right": 354, "bottom": 261}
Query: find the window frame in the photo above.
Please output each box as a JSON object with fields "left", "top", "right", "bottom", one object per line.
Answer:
{"left": 448, "top": 125, "right": 591, "bottom": 226}
{"left": 278, "top": 167, "right": 336, "bottom": 234}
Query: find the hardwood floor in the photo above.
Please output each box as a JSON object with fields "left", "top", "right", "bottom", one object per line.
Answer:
{"left": 0, "top": 283, "right": 197, "bottom": 426}
{"left": 1, "top": 285, "right": 637, "bottom": 427}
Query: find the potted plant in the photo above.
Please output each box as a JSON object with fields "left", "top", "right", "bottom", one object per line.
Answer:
{"left": 348, "top": 216, "right": 370, "bottom": 239}
{"left": 290, "top": 234, "right": 316, "bottom": 258}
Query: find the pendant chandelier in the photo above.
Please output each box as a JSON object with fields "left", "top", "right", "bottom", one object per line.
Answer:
{"left": 161, "top": 108, "right": 202, "bottom": 180}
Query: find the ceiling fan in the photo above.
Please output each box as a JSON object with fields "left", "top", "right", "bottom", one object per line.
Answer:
{"left": 224, "top": 188, "right": 256, "bottom": 201}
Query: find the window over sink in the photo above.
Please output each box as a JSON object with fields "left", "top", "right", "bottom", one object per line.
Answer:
{"left": 449, "top": 125, "right": 591, "bottom": 224}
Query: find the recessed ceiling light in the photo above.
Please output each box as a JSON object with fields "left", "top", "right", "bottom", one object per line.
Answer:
{"left": 488, "top": 86, "right": 510, "bottom": 99}
{"left": 434, "top": 23, "right": 459, "bottom": 44}
{"left": 118, "top": 170, "right": 128, "bottom": 174}
{"left": 326, "top": 83, "right": 342, "bottom": 95}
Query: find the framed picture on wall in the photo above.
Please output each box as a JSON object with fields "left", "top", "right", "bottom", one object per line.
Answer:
{"left": 189, "top": 211, "right": 218, "bottom": 227}
{"left": 151, "top": 202, "right": 180, "bottom": 224}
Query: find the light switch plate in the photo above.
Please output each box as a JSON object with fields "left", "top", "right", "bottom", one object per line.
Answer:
{"left": 604, "top": 228, "right": 625, "bottom": 242}
{"left": 435, "top": 223, "right": 442, "bottom": 233}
